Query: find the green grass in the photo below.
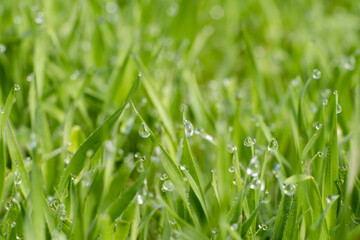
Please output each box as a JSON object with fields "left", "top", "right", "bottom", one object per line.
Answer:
{"left": 0, "top": 0, "right": 360, "bottom": 239}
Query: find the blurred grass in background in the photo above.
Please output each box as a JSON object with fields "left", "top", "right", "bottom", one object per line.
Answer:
{"left": 0, "top": 0, "right": 360, "bottom": 239}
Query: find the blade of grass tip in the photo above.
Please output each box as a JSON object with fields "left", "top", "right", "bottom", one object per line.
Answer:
{"left": 240, "top": 203, "right": 262, "bottom": 238}
{"left": 58, "top": 75, "right": 141, "bottom": 192}
{"left": 0, "top": 85, "right": 17, "bottom": 203}
{"left": 130, "top": 101, "right": 195, "bottom": 224}
{"left": 114, "top": 199, "right": 137, "bottom": 240}
{"left": 5, "top": 123, "right": 30, "bottom": 196}
{"left": 297, "top": 77, "right": 313, "bottom": 143}
{"left": 321, "top": 93, "right": 339, "bottom": 230}
{"left": 300, "top": 128, "right": 322, "bottom": 161}
{"left": 211, "top": 169, "right": 221, "bottom": 205}
{"left": 107, "top": 170, "right": 148, "bottom": 220}
{"left": 131, "top": 52, "right": 176, "bottom": 153}
{"left": 242, "top": 27, "right": 269, "bottom": 118}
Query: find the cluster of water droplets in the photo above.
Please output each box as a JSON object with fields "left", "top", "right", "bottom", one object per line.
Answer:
{"left": 268, "top": 138, "right": 278, "bottom": 152}
{"left": 227, "top": 144, "right": 237, "bottom": 154}
{"left": 246, "top": 156, "right": 260, "bottom": 177}
{"left": 244, "top": 136, "right": 256, "bottom": 147}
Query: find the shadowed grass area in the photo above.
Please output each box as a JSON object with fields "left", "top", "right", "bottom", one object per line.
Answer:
{"left": 0, "top": 0, "right": 360, "bottom": 239}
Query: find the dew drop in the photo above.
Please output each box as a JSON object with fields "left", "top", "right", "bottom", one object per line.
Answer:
{"left": 249, "top": 178, "right": 261, "bottom": 190}
{"left": 258, "top": 223, "right": 268, "bottom": 231}
{"left": 184, "top": 120, "right": 194, "bottom": 137}
{"left": 312, "top": 69, "right": 321, "bottom": 79}
{"left": 228, "top": 166, "right": 235, "bottom": 173}
{"left": 211, "top": 227, "right": 218, "bottom": 234}
{"left": 35, "top": 12, "right": 44, "bottom": 24}
{"left": 0, "top": 107, "right": 4, "bottom": 114}
{"left": 162, "top": 180, "right": 175, "bottom": 192}
{"left": 246, "top": 156, "right": 260, "bottom": 177}
{"left": 136, "top": 162, "right": 144, "bottom": 172}
{"left": 326, "top": 195, "right": 338, "bottom": 204}
{"left": 317, "top": 151, "right": 324, "bottom": 157}
{"left": 268, "top": 138, "right": 278, "bottom": 152}
{"left": 169, "top": 219, "right": 176, "bottom": 225}
{"left": 180, "top": 165, "right": 186, "bottom": 171}
{"left": 336, "top": 104, "right": 342, "bottom": 114}
{"left": 10, "top": 221, "right": 16, "bottom": 228}
{"left": 160, "top": 173, "right": 168, "bottom": 181}
{"left": 14, "top": 171, "right": 21, "bottom": 185}
{"left": 230, "top": 223, "right": 238, "bottom": 231}
{"left": 272, "top": 164, "right": 281, "bottom": 178}
{"left": 14, "top": 84, "right": 20, "bottom": 92}
{"left": 262, "top": 190, "right": 271, "bottom": 203}
{"left": 139, "top": 122, "right": 150, "bottom": 138}
{"left": 27, "top": 72, "right": 35, "bottom": 82}
{"left": 282, "top": 184, "right": 296, "bottom": 196}
{"left": 211, "top": 169, "right": 216, "bottom": 173}
{"left": 323, "top": 99, "right": 328, "bottom": 106}
{"left": 59, "top": 203, "right": 67, "bottom": 221}
{"left": 244, "top": 136, "right": 256, "bottom": 147}
{"left": 179, "top": 104, "right": 187, "bottom": 113}
{"left": 0, "top": 44, "right": 6, "bottom": 53}
{"left": 315, "top": 122, "right": 323, "bottom": 130}
{"left": 227, "top": 144, "right": 237, "bottom": 154}
{"left": 137, "top": 194, "right": 144, "bottom": 205}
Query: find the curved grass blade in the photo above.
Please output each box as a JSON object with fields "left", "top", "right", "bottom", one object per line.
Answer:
{"left": 58, "top": 76, "right": 141, "bottom": 192}
{"left": 241, "top": 203, "right": 262, "bottom": 238}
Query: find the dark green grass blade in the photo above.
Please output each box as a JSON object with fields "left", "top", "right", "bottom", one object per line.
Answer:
{"left": 58, "top": 76, "right": 141, "bottom": 192}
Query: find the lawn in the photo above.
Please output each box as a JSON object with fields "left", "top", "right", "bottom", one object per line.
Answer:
{"left": 0, "top": 0, "right": 360, "bottom": 239}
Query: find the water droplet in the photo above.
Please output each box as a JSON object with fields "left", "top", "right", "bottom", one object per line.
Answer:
{"left": 10, "top": 221, "right": 16, "bottom": 228}
{"left": 323, "top": 99, "right": 328, "bottom": 105}
{"left": 136, "top": 162, "right": 144, "bottom": 172}
{"left": 228, "top": 166, "right": 235, "bottom": 173}
{"left": 249, "top": 178, "right": 261, "bottom": 189}
{"left": 137, "top": 194, "right": 144, "bottom": 205}
{"left": 160, "top": 173, "right": 168, "bottom": 181}
{"left": 272, "top": 163, "right": 281, "bottom": 178}
{"left": 344, "top": 56, "right": 355, "bottom": 71}
{"left": 312, "top": 69, "right": 321, "bottom": 79}
{"left": 333, "top": 90, "right": 338, "bottom": 95}
{"left": 14, "top": 171, "right": 21, "bottom": 185}
{"left": 246, "top": 156, "right": 260, "bottom": 177}
{"left": 184, "top": 120, "right": 194, "bottom": 137}
{"left": 211, "top": 227, "right": 218, "bottom": 234}
{"left": 326, "top": 195, "right": 338, "bottom": 204}
{"left": 162, "top": 180, "right": 175, "bottom": 192}
{"left": 317, "top": 151, "right": 324, "bottom": 157}
{"left": 209, "top": 5, "right": 224, "bottom": 20}
{"left": 179, "top": 104, "right": 187, "bottom": 113}
{"left": 0, "top": 44, "right": 6, "bottom": 53}
{"left": 282, "top": 184, "right": 296, "bottom": 196}
{"left": 180, "top": 165, "right": 186, "bottom": 171}
{"left": 315, "top": 122, "right": 323, "bottom": 130}
{"left": 105, "top": 1, "right": 118, "bottom": 14}
{"left": 59, "top": 203, "right": 67, "bottom": 221}
{"left": 227, "top": 144, "right": 237, "bottom": 154}
{"left": 5, "top": 201, "right": 13, "bottom": 211}
{"left": 0, "top": 107, "right": 4, "bottom": 114}
{"left": 139, "top": 122, "right": 150, "bottom": 138}
{"left": 268, "top": 138, "right": 278, "bottom": 152}
{"left": 14, "top": 84, "right": 20, "bottom": 91}
{"left": 169, "top": 219, "right": 176, "bottom": 225}
{"left": 232, "top": 179, "right": 237, "bottom": 185}
{"left": 35, "top": 12, "right": 44, "bottom": 24}
{"left": 230, "top": 223, "right": 238, "bottom": 231}
{"left": 258, "top": 223, "right": 268, "bottom": 231}
{"left": 336, "top": 104, "right": 342, "bottom": 114}
{"left": 27, "top": 72, "right": 35, "bottom": 82}
{"left": 211, "top": 169, "right": 216, "bottom": 173}
{"left": 262, "top": 190, "right": 271, "bottom": 203}
{"left": 244, "top": 136, "right": 256, "bottom": 147}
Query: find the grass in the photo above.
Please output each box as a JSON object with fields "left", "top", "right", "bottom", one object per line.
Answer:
{"left": 0, "top": 0, "right": 360, "bottom": 239}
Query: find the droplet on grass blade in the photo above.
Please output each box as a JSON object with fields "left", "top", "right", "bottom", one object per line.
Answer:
{"left": 230, "top": 223, "right": 238, "bottom": 231}
{"left": 244, "top": 136, "right": 256, "bottom": 147}
{"left": 14, "top": 84, "right": 20, "bottom": 91}
{"left": 183, "top": 120, "right": 194, "bottom": 137}
{"left": 228, "top": 166, "right": 235, "bottom": 173}
{"left": 10, "top": 222, "right": 16, "bottom": 228}
{"left": 315, "top": 122, "right": 323, "bottom": 130}
{"left": 0, "top": 44, "right": 6, "bottom": 53}
{"left": 268, "top": 138, "right": 278, "bottom": 152}
{"left": 258, "top": 223, "right": 268, "bottom": 231}
{"left": 282, "top": 184, "right": 296, "bottom": 196}
{"left": 139, "top": 122, "right": 150, "bottom": 138}
{"left": 246, "top": 156, "right": 260, "bottom": 177}
{"left": 249, "top": 178, "right": 261, "bottom": 189}
{"left": 0, "top": 107, "right": 4, "bottom": 114}
{"left": 227, "top": 144, "right": 237, "bottom": 154}
{"left": 262, "top": 191, "right": 271, "bottom": 203}
{"left": 312, "top": 69, "right": 321, "bottom": 79}
{"left": 14, "top": 171, "right": 21, "bottom": 185}
{"left": 317, "top": 151, "right": 324, "bottom": 157}
{"left": 162, "top": 180, "right": 175, "bottom": 192}
{"left": 336, "top": 104, "right": 342, "bottom": 114}
{"left": 326, "top": 195, "right": 338, "bottom": 204}
{"left": 137, "top": 194, "right": 144, "bottom": 205}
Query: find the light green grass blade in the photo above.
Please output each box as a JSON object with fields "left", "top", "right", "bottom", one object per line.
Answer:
{"left": 58, "top": 76, "right": 141, "bottom": 192}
